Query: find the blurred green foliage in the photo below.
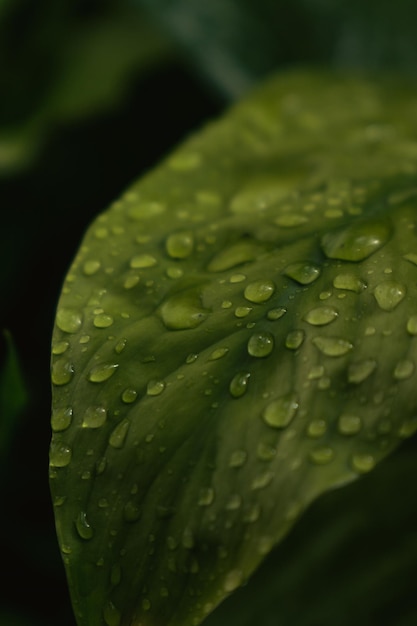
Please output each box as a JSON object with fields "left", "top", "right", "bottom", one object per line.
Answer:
{"left": 1, "top": 0, "right": 417, "bottom": 625}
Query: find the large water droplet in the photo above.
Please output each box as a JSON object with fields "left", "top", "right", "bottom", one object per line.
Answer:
{"left": 52, "top": 341, "right": 69, "bottom": 355}
{"left": 51, "top": 407, "right": 73, "bottom": 432}
{"left": 351, "top": 453, "right": 376, "bottom": 473}
{"left": 348, "top": 359, "right": 376, "bottom": 383}
{"left": 208, "top": 239, "right": 263, "bottom": 272}
{"left": 93, "top": 314, "right": 114, "bottom": 329}
{"left": 83, "top": 260, "right": 101, "bottom": 276}
{"left": 147, "top": 380, "right": 166, "bottom": 396}
{"left": 312, "top": 336, "right": 353, "bottom": 356}
{"left": 247, "top": 332, "right": 274, "bottom": 357}
{"left": 121, "top": 388, "right": 138, "bottom": 403}
{"left": 166, "top": 231, "right": 194, "bottom": 259}
{"left": 393, "top": 359, "right": 415, "bottom": 380}
{"left": 88, "top": 363, "right": 119, "bottom": 383}
{"left": 159, "top": 289, "right": 209, "bottom": 330}
{"left": 51, "top": 359, "right": 74, "bottom": 386}
{"left": 304, "top": 306, "right": 338, "bottom": 326}
{"left": 229, "top": 372, "right": 251, "bottom": 397}
{"left": 284, "top": 262, "right": 321, "bottom": 285}
{"left": 109, "top": 419, "right": 130, "bottom": 448}
{"left": 262, "top": 392, "right": 298, "bottom": 428}
{"left": 49, "top": 441, "right": 72, "bottom": 467}
{"left": 333, "top": 273, "right": 367, "bottom": 293}
{"left": 56, "top": 308, "right": 82, "bottom": 334}
{"left": 285, "top": 329, "right": 305, "bottom": 350}
{"left": 75, "top": 511, "right": 94, "bottom": 540}
{"left": 338, "top": 414, "right": 362, "bottom": 435}
{"left": 374, "top": 280, "right": 406, "bottom": 311}
{"left": 244, "top": 279, "right": 275, "bottom": 303}
{"left": 307, "top": 419, "right": 327, "bottom": 438}
{"left": 82, "top": 406, "right": 107, "bottom": 428}
{"left": 321, "top": 219, "right": 390, "bottom": 261}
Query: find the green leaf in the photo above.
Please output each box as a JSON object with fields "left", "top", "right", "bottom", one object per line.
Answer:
{"left": 50, "top": 70, "right": 417, "bottom": 626}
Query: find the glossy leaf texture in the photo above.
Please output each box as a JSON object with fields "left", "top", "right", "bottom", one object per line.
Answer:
{"left": 50, "top": 70, "right": 417, "bottom": 626}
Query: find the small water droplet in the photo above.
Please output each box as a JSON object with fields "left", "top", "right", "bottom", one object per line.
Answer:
{"left": 224, "top": 569, "right": 243, "bottom": 593}
{"left": 198, "top": 487, "right": 214, "bottom": 506}
{"left": 75, "top": 511, "right": 94, "bottom": 540}
{"left": 159, "top": 289, "right": 209, "bottom": 330}
{"left": 123, "top": 274, "right": 140, "bottom": 289}
{"left": 256, "top": 442, "right": 276, "bottom": 461}
{"left": 338, "top": 414, "right": 362, "bottom": 435}
{"left": 333, "top": 273, "right": 367, "bottom": 293}
{"left": 109, "top": 419, "right": 130, "bottom": 448}
{"left": 51, "top": 407, "right": 73, "bottom": 432}
{"left": 52, "top": 341, "right": 69, "bottom": 355}
{"left": 399, "top": 416, "right": 417, "bottom": 438}
{"left": 130, "top": 254, "right": 157, "bottom": 269}
{"left": 351, "top": 453, "right": 375, "bottom": 473}
{"left": 374, "top": 280, "right": 406, "bottom": 311}
{"left": 247, "top": 332, "right": 274, "bottom": 357}
{"left": 114, "top": 338, "right": 127, "bottom": 354}
{"left": 83, "top": 260, "right": 101, "bottom": 276}
{"left": 208, "top": 347, "right": 229, "bottom": 360}
{"left": 186, "top": 353, "right": 198, "bottom": 364}
{"left": 309, "top": 446, "right": 335, "bottom": 464}
{"left": 88, "top": 363, "right": 118, "bottom": 383}
{"left": 393, "top": 359, "right": 414, "bottom": 380}
{"left": 124, "top": 501, "right": 141, "bottom": 522}
{"left": 234, "top": 306, "right": 253, "bottom": 318}
{"left": 82, "top": 406, "right": 107, "bottom": 428}
{"left": 348, "top": 359, "right": 376, "bottom": 383}
{"left": 321, "top": 219, "right": 390, "bottom": 261}
{"left": 312, "top": 336, "right": 353, "bottom": 356}
{"left": 229, "top": 371, "right": 250, "bottom": 397}
{"left": 229, "top": 273, "right": 246, "bottom": 283}
{"left": 51, "top": 359, "right": 74, "bottom": 386}
{"left": 146, "top": 380, "right": 166, "bottom": 396}
{"left": 56, "top": 308, "right": 82, "bottom": 334}
{"left": 165, "top": 230, "right": 194, "bottom": 259}
{"left": 229, "top": 449, "right": 247, "bottom": 468}
{"left": 121, "top": 388, "right": 138, "bottom": 403}
{"left": 142, "top": 598, "right": 151, "bottom": 612}
{"left": 49, "top": 441, "right": 72, "bottom": 467}
{"left": 226, "top": 494, "right": 242, "bottom": 510}
{"left": 208, "top": 239, "right": 263, "bottom": 272}
{"left": 307, "top": 419, "right": 327, "bottom": 437}
{"left": 166, "top": 266, "right": 184, "bottom": 279}
{"left": 285, "top": 329, "right": 305, "bottom": 350}
{"left": 304, "top": 306, "right": 338, "bottom": 326}
{"left": 182, "top": 527, "right": 195, "bottom": 549}
{"left": 284, "top": 262, "right": 321, "bottom": 285}
{"left": 262, "top": 392, "right": 298, "bottom": 428}
{"left": 103, "top": 601, "right": 121, "bottom": 626}
{"left": 275, "top": 214, "right": 308, "bottom": 227}
{"left": 308, "top": 365, "right": 325, "bottom": 380}
{"left": 407, "top": 315, "right": 417, "bottom": 335}
{"left": 267, "top": 307, "right": 287, "bottom": 320}
{"left": 93, "top": 313, "right": 114, "bottom": 328}
{"left": 251, "top": 471, "right": 273, "bottom": 490}
{"left": 244, "top": 279, "right": 275, "bottom": 304}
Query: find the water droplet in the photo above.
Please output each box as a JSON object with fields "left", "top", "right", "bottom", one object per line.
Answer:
{"left": 374, "top": 280, "right": 406, "bottom": 311}
{"left": 109, "top": 419, "right": 130, "bottom": 448}
{"left": 186, "top": 353, "right": 198, "bottom": 364}
{"left": 226, "top": 494, "right": 242, "bottom": 510}
{"left": 275, "top": 214, "right": 308, "bottom": 227}
{"left": 142, "top": 598, "right": 151, "bottom": 611}
{"left": 159, "top": 289, "right": 209, "bottom": 330}
{"left": 244, "top": 279, "right": 275, "bottom": 303}
{"left": 82, "top": 406, "right": 107, "bottom": 428}
{"left": 124, "top": 501, "right": 141, "bottom": 522}
{"left": 333, "top": 273, "right": 367, "bottom": 293}
{"left": 166, "top": 266, "right": 184, "bottom": 279}
{"left": 285, "top": 329, "right": 305, "bottom": 350}
{"left": 267, "top": 307, "right": 287, "bottom": 321}
{"left": 208, "top": 347, "right": 229, "bottom": 360}
{"left": 88, "top": 363, "right": 118, "bottom": 383}
{"left": 198, "top": 487, "right": 214, "bottom": 506}
{"left": 306, "top": 419, "right": 327, "bottom": 437}
{"left": 51, "top": 407, "right": 73, "bottom": 432}
{"left": 256, "top": 442, "right": 276, "bottom": 461}
{"left": 93, "top": 313, "right": 114, "bottom": 328}
{"left": 124, "top": 275, "right": 140, "bottom": 289}
{"left": 52, "top": 341, "right": 69, "bottom": 355}
{"left": 309, "top": 446, "right": 335, "bottom": 464}
{"left": 56, "top": 308, "right": 82, "bottom": 334}
{"left": 208, "top": 239, "right": 263, "bottom": 272}
{"left": 229, "top": 273, "right": 246, "bottom": 283}
{"left": 49, "top": 441, "right": 72, "bottom": 467}
{"left": 182, "top": 527, "right": 195, "bottom": 549}
{"left": 75, "top": 511, "right": 94, "bottom": 540}
{"left": 407, "top": 315, "right": 417, "bottom": 335}
{"left": 304, "top": 306, "right": 338, "bottom": 326}
{"left": 348, "top": 359, "right": 376, "bottom": 383}
{"left": 224, "top": 569, "right": 243, "bottom": 593}
{"left": 166, "top": 231, "right": 194, "bottom": 259}
{"left": 83, "top": 260, "right": 101, "bottom": 276}
{"left": 51, "top": 359, "right": 74, "bottom": 386}
{"left": 103, "top": 601, "right": 121, "bottom": 626}
{"left": 321, "top": 219, "right": 390, "bottom": 261}
{"left": 114, "top": 338, "right": 127, "bottom": 354}
{"left": 399, "top": 416, "right": 417, "bottom": 438}
{"left": 404, "top": 252, "right": 417, "bottom": 266}
{"left": 130, "top": 254, "right": 157, "bottom": 269}
{"left": 147, "top": 380, "right": 166, "bottom": 396}
{"left": 247, "top": 332, "right": 274, "bottom": 357}
{"left": 262, "top": 392, "right": 298, "bottom": 428}
{"left": 312, "top": 336, "right": 353, "bottom": 356}
{"left": 121, "top": 388, "right": 137, "bottom": 403}
{"left": 308, "top": 365, "right": 325, "bottom": 380}
{"left": 234, "top": 306, "right": 253, "bottom": 318}
{"left": 338, "top": 414, "right": 362, "bottom": 435}
{"left": 351, "top": 453, "right": 375, "bottom": 473}
{"left": 229, "top": 371, "right": 250, "bottom": 397}
{"left": 284, "top": 262, "right": 321, "bottom": 285}
{"left": 229, "top": 449, "right": 247, "bottom": 467}
{"left": 169, "top": 152, "right": 201, "bottom": 171}
{"left": 393, "top": 359, "right": 415, "bottom": 380}
{"left": 251, "top": 471, "right": 273, "bottom": 490}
